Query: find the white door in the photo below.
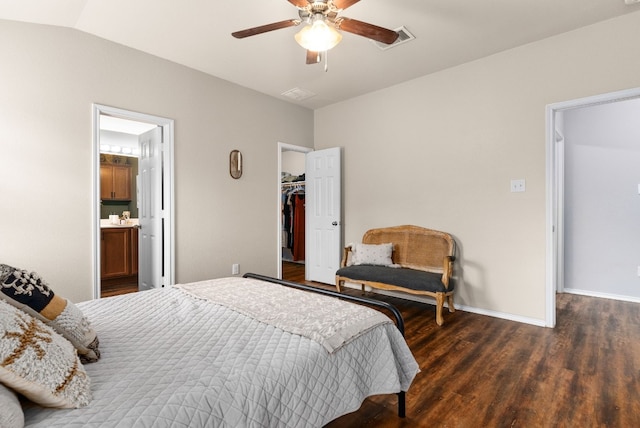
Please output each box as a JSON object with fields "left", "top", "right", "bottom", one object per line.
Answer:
{"left": 305, "top": 147, "right": 342, "bottom": 284}
{"left": 138, "top": 127, "right": 163, "bottom": 291}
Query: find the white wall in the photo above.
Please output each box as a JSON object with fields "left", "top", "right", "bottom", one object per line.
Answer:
{"left": 282, "top": 151, "right": 306, "bottom": 177}
{"left": 314, "top": 11, "right": 640, "bottom": 323}
{"left": 0, "top": 19, "right": 313, "bottom": 303}
{"left": 563, "top": 99, "right": 640, "bottom": 300}
{"left": 100, "top": 129, "right": 138, "bottom": 152}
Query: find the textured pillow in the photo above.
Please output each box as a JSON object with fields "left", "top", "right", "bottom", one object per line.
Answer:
{"left": 0, "top": 299, "right": 91, "bottom": 408}
{"left": 0, "top": 382, "right": 24, "bottom": 428}
{"left": 351, "top": 243, "right": 394, "bottom": 266}
{"left": 0, "top": 264, "right": 100, "bottom": 363}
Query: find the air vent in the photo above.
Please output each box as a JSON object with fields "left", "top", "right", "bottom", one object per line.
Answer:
{"left": 372, "top": 26, "right": 415, "bottom": 51}
{"left": 281, "top": 87, "right": 316, "bottom": 101}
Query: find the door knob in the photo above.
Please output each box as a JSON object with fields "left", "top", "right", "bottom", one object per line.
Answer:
{"left": 332, "top": 221, "right": 338, "bottom": 226}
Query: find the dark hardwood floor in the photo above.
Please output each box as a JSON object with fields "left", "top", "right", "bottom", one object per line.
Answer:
{"left": 283, "top": 261, "right": 640, "bottom": 427}
{"left": 100, "top": 276, "right": 138, "bottom": 298}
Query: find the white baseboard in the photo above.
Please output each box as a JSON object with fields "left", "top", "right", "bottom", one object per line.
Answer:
{"left": 563, "top": 287, "right": 640, "bottom": 304}
{"left": 342, "top": 282, "right": 546, "bottom": 328}
{"left": 454, "top": 303, "right": 546, "bottom": 327}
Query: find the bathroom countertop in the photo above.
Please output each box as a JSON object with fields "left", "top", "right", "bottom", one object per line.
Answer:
{"left": 100, "top": 219, "right": 139, "bottom": 228}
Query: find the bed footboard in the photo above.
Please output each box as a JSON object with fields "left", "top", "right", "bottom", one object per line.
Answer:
{"left": 243, "top": 272, "right": 408, "bottom": 418}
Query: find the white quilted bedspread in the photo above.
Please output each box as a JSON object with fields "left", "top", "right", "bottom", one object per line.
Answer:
{"left": 23, "top": 281, "right": 419, "bottom": 427}
{"left": 176, "top": 277, "right": 395, "bottom": 353}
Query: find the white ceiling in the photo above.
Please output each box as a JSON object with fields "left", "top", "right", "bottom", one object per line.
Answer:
{"left": 100, "top": 116, "right": 157, "bottom": 135}
{"left": 2, "top": 0, "right": 639, "bottom": 109}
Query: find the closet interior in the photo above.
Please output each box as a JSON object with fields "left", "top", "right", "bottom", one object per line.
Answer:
{"left": 282, "top": 179, "right": 305, "bottom": 262}
{"left": 281, "top": 150, "right": 306, "bottom": 265}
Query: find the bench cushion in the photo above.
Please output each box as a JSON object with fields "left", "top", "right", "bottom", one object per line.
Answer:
{"left": 336, "top": 265, "right": 453, "bottom": 293}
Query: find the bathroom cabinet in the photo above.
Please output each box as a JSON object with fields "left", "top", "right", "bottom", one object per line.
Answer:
{"left": 101, "top": 227, "right": 138, "bottom": 279}
{"left": 100, "top": 164, "right": 132, "bottom": 201}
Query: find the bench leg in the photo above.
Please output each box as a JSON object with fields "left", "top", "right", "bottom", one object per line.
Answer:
{"left": 335, "top": 278, "right": 343, "bottom": 292}
{"left": 447, "top": 293, "right": 455, "bottom": 313}
{"left": 435, "top": 293, "right": 445, "bottom": 326}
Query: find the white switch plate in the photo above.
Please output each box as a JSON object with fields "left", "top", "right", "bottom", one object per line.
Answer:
{"left": 510, "top": 179, "right": 526, "bottom": 193}
{"left": 232, "top": 263, "right": 239, "bottom": 275}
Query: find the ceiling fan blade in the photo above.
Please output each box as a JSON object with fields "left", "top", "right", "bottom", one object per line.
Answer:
{"left": 306, "top": 50, "right": 321, "bottom": 64}
{"left": 232, "top": 19, "right": 300, "bottom": 39}
{"left": 332, "top": 0, "right": 360, "bottom": 10}
{"left": 288, "top": 0, "right": 310, "bottom": 7}
{"left": 336, "top": 17, "right": 398, "bottom": 44}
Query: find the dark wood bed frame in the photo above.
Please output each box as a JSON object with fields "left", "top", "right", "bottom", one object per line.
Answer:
{"left": 243, "top": 273, "right": 408, "bottom": 418}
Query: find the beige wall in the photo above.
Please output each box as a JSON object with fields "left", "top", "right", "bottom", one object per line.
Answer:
{"left": 0, "top": 20, "right": 313, "bottom": 303}
{"left": 314, "top": 11, "right": 640, "bottom": 322}
{"left": 4, "top": 11, "right": 640, "bottom": 322}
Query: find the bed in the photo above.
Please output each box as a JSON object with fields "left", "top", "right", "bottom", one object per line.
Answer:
{"left": 1, "top": 270, "right": 419, "bottom": 427}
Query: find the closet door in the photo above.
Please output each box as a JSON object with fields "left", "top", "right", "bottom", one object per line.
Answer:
{"left": 306, "top": 147, "right": 342, "bottom": 284}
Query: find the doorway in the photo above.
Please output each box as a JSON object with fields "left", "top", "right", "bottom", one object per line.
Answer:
{"left": 545, "top": 86, "right": 640, "bottom": 327}
{"left": 92, "top": 104, "right": 175, "bottom": 299}
{"left": 277, "top": 143, "right": 343, "bottom": 284}
{"left": 277, "top": 142, "right": 312, "bottom": 281}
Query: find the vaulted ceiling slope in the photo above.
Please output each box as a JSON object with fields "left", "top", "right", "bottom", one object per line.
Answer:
{"left": 1, "top": 0, "right": 639, "bottom": 109}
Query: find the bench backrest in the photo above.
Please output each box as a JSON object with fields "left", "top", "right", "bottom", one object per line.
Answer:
{"left": 362, "top": 225, "right": 455, "bottom": 273}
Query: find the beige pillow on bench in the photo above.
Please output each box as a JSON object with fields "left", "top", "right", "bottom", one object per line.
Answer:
{"left": 350, "top": 243, "right": 394, "bottom": 266}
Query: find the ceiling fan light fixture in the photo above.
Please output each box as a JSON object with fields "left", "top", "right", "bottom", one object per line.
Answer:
{"left": 294, "top": 16, "right": 342, "bottom": 51}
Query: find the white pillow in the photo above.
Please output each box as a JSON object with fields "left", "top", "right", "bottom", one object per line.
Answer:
{"left": 0, "top": 382, "right": 24, "bottom": 428}
{"left": 0, "top": 299, "right": 92, "bottom": 409}
{"left": 351, "top": 243, "right": 394, "bottom": 266}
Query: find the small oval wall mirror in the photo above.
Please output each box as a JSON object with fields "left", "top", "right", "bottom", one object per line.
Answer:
{"left": 230, "top": 150, "right": 242, "bottom": 179}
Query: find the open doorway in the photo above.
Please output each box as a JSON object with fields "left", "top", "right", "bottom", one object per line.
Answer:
{"left": 92, "top": 104, "right": 175, "bottom": 299}
{"left": 277, "top": 143, "right": 312, "bottom": 281}
{"left": 276, "top": 143, "right": 343, "bottom": 285}
{"left": 546, "top": 86, "right": 640, "bottom": 327}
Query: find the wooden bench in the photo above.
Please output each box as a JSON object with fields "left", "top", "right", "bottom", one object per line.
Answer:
{"left": 335, "top": 225, "right": 456, "bottom": 326}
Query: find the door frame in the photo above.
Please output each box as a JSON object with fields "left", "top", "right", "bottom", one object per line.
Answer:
{"left": 92, "top": 104, "right": 175, "bottom": 298}
{"left": 545, "top": 86, "right": 640, "bottom": 327}
{"left": 277, "top": 142, "right": 312, "bottom": 279}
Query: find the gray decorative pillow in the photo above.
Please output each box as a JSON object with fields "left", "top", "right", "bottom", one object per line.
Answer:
{"left": 0, "top": 264, "right": 100, "bottom": 363}
{"left": 351, "top": 243, "right": 394, "bottom": 266}
{"left": 0, "top": 299, "right": 92, "bottom": 408}
{"left": 0, "top": 382, "right": 24, "bottom": 428}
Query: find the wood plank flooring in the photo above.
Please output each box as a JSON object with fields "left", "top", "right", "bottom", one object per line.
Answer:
{"left": 100, "top": 277, "right": 138, "bottom": 298}
{"left": 282, "top": 262, "right": 640, "bottom": 427}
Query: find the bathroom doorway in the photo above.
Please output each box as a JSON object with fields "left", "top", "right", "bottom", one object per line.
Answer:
{"left": 92, "top": 104, "right": 175, "bottom": 299}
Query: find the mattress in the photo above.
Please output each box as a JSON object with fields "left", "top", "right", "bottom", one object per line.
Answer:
{"left": 23, "top": 277, "right": 419, "bottom": 427}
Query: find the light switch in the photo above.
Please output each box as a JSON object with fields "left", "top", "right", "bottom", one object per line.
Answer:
{"left": 510, "top": 179, "right": 526, "bottom": 193}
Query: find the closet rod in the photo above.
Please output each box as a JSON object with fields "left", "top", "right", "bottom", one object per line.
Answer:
{"left": 281, "top": 181, "right": 305, "bottom": 187}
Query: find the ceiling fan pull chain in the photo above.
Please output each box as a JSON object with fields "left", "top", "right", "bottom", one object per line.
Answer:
{"left": 324, "top": 50, "right": 329, "bottom": 72}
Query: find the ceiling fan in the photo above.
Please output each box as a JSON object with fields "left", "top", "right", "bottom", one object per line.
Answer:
{"left": 231, "top": 0, "right": 399, "bottom": 66}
